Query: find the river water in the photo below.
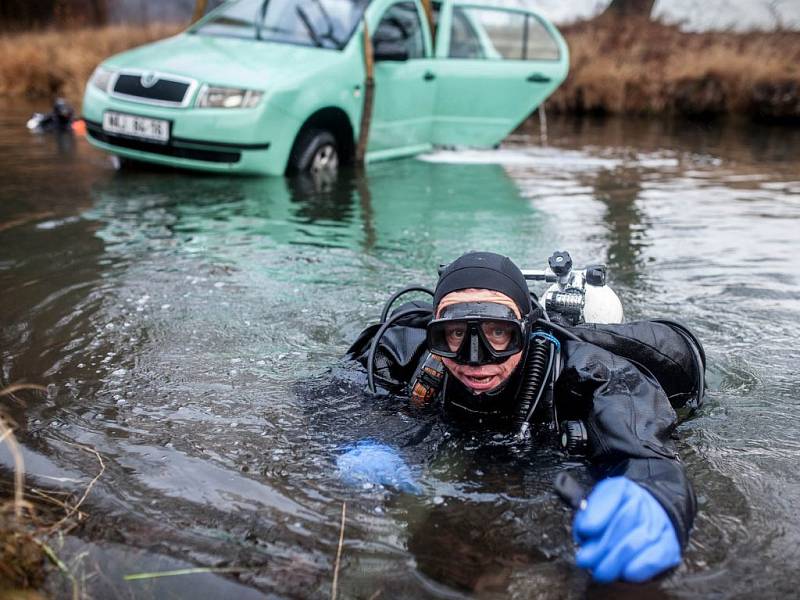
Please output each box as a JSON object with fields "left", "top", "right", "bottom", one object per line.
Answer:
{"left": 1, "top": 101, "right": 799, "bottom": 599}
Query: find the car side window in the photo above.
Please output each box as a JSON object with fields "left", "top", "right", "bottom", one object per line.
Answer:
{"left": 373, "top": 1, "right": 426, "bottom": 60}
{"left": 449, "top": 7, "right": 484, "bottom": 59}
{"left": 524, "top": 15, "right": 561, "bottom": 60}
{"left": 454, "top": 8, "right": 560, "bottom": 60}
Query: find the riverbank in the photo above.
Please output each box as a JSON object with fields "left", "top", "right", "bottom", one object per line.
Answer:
{"left": 1, "top": 385, "right": 104, "bottom": 599}
{"left": 0, "top": 17, "right": 799, "bottom": 119}
{"left": 549, "top": 17, "right": 800, "bottom": 121}
{"left": 0, "top": 24, "right": 179, "bottom": 102}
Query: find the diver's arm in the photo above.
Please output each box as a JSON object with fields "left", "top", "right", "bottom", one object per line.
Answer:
{"left": 558, "top": 340, "right": 697, "bottom": 548}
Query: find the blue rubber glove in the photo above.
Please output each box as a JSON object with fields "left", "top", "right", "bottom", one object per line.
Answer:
{"left": 336, "top": 441, "right": 421, "bottom": 494}
{"left": 573, "top": 477, "right": 681, "bottom": 583}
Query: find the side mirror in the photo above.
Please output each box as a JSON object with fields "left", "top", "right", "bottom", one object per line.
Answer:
{"left": 373, "top": 38, "right": 408, "bottom": 61}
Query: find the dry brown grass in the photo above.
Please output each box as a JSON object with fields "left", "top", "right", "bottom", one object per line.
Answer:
{"left": 1, "top": 384, "right": 104, "bottom": 599}
{"left": 1, "top": 19, "right": 799, "bottom": 120}
{"left": 0, "top": 23, "right": 181, "bottom": 104}
{"left": 550, "top": 17, "right": 800, "bottom": 119}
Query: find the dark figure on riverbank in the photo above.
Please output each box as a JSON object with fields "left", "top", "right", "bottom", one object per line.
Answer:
{"left": 338, "top": 251, "right": 704, "bottom": 583}
{"left": 26, "top": 98, "right": 75, "bottom": 132}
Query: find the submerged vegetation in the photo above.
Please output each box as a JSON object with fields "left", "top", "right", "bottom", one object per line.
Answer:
{"left": 0, "top": 16, "right": 798, "bottom": 122}
{"left": 0, "top": 384, "right": 104, "bottom": 599}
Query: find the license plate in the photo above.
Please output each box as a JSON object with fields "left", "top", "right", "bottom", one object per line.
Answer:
{"left": 102, "top": 111, "right": 169, "bottom": 143}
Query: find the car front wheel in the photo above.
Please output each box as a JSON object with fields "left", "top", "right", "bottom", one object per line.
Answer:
{"left": 288, "top": 129, "right": 339, "bottom": 175}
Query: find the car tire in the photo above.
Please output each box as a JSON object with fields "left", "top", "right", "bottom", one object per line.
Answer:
{"left": 288, "top": 129, "right": 339, "bottom": 175}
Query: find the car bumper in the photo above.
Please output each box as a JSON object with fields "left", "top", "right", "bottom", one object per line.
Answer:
{"left": 82, "top": 86, "right": 299, "bottom": 175}
{"left": 84, "top": 119, "right": 271, "bottom": 172}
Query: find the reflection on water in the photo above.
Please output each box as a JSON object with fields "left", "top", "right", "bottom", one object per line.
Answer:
{"left": 2, "top": 102, "right": 800, "bottom": 598}
{"left": 582, "top": 167, "right": 648, "bottom": 288}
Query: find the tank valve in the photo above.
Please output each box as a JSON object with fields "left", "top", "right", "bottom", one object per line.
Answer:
{"left": 560, "top": 420, "right": 588, "bottom": 454}
{"left": 548, "top": 251, "right": 573, "bottom": 277}
{"left": 584, "top": 264, "right": 607, "bottom": 287}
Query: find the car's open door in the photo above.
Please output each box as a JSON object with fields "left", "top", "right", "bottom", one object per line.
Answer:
{"left": 432, "top": 0, "right": 568, "bottom": 147}
{"left": 366, "top": 0, "right": 437, "bottom": 158}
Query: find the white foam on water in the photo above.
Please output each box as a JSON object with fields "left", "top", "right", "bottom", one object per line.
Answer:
{"left": 418, "top": 147, "right": 622, "bottom": 171}
{"left": 35, "top": 216, "right": 80, "bottom": 230}
{"left": 419, "top": 147, "right": 689, "bottom": 173}
{"left": 636, "top": 156, "right": 681, "bottom": 168}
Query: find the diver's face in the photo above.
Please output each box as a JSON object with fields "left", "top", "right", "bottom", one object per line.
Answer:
{"left": 437, "top": 289, "right": 524, "bottom": 395}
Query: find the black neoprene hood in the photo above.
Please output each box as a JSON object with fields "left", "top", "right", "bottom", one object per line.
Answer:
{"left": 434, "top": 252, "right": 532, "bottom": 316}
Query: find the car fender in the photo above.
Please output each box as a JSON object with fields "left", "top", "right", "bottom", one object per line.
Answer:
{"left": 266, "top": 47, "right": 364, "bottom": 157}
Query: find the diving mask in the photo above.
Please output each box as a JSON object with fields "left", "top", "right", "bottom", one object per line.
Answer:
{"left": 427, "top": 302, "right": 527, "bottom": 365}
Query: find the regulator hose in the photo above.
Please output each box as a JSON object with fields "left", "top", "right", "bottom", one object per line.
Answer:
{"left": 534, "top": 318, "right": 582, "bottom": 341}
{"left": 379, "top": 286, "right": 434, "bottom": 323}
{"left": 514, "top": 335, "right": 551, "bottom": 432}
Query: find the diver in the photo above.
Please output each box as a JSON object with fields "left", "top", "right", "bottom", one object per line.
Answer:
{"left": 338, "top": 251, "right": 704, "bottom": 584}
{"left": 26, "top": 98, "right": 75, "bottom": 132}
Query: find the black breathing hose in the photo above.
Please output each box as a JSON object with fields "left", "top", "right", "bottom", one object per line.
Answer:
{"left": 367, "top": 307, "right": 432, "bottom": 394}
{"left": 379, "top": 286, "right": 434, "bottom": 323}
{"left": 514, "top": 335, "right": 552, "bottom": 431}
{"left": 534, "top": 318, "right": 582, "bottom": 341}
{"left": 530, "top": 293, "right": 549, "bottom": 322}
{"left": 512, "top": 299, "right": 558, "bottom": 433}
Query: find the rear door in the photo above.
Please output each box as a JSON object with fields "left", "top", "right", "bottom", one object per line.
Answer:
{"left": 432, "top": 1, "right": 568, "bottom": 147}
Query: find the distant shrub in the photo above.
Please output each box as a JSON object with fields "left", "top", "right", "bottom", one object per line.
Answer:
{"left": 549, "top": 18, "right": 800, "bottom": 120}
{"left": 0, "top": 24, "right": 181, "bottom": 105}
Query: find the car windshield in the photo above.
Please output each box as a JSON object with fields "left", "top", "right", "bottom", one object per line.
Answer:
{"left": 191, "top": 0, "right": 367, "bottom": 50}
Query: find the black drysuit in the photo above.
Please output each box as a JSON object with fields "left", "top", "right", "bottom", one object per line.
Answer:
{"left": 347, "top": 306, "right": 703, "bottom": 549}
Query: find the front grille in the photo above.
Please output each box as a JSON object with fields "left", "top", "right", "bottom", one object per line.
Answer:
{"left": 112, "top": 73, "right": 192, "bottom": 106}
{"left": 86, "top": 122, "right": 241, "bottom": 164}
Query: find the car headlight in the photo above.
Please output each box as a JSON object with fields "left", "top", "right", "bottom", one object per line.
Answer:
{"left": 89, "top": 66, "right": 115, "bottom": 93}
{"left": 196, "top": 85, "right": 263, "bottom": 109}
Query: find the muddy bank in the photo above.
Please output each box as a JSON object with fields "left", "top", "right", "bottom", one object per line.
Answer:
{"left": 0, "top": 384, "right": 103, "bottom": 600}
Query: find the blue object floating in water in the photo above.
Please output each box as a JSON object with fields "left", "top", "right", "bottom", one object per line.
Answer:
{"left": 336, "top": 441, "right": 421, "bottom": 494}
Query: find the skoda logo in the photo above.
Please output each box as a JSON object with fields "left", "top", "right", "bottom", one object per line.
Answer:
{"left": 140, "top": 72, "right": 159, "bottom": 88}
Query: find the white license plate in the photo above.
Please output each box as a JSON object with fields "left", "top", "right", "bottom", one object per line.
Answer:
{"left": 102, "top": 111, "right": 169, "bottom": 143}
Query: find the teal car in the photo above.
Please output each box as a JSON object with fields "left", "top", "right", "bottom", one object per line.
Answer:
{"left": 82, "top": 0, "right": 568, "bottom": 175}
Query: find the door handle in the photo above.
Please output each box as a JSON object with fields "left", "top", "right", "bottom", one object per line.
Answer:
{"left": 423, "top": 71, "right": 436, "bottom": 81}
{"left": 527, "top": 73, "right": 551, "bottom": 83}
